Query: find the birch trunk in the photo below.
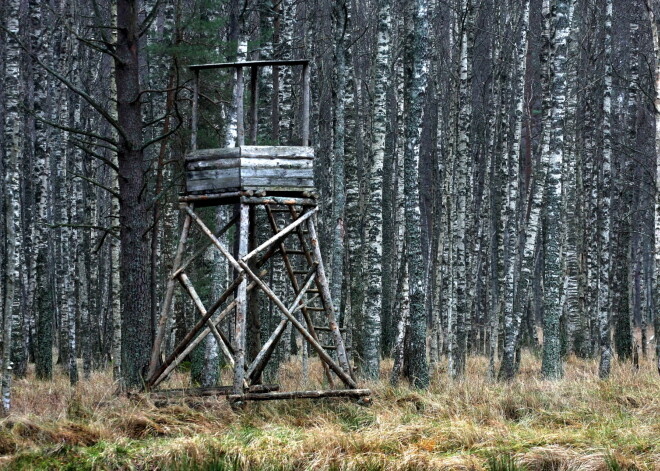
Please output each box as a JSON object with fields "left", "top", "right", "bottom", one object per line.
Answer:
{"left": 1, "top": 0, "right": 21, "bottom": 414}
{"left": 597, "top": 0, "right": 613, "bottom": 379}
{"left": 645, "top": 0, "right": 660, "bottom": 376}
{"left": 542, "top": 0, "right": 570, "bottom": 380}
{"left": 402, "top": 0, "right": 430, "bottom": 388}
{"left": 361, "top": 0, "right": 390, "bottom": 378}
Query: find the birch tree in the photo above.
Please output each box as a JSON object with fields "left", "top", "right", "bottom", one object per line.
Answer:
{"left": 542, "top": 0, "right": 570, "bottom": 380}
{"left": 361, "top": 0, "right": 391, "bottom": 379}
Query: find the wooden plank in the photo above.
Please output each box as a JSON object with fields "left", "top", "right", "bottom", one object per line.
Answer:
{"left": 241, "top": 168, "right": 313, "bottom": 179}
{"left": 240, "top": 158, "right": 313, "bottom": 169}
{"left": 186, "top": 168, "right": 240, "bottom": 181}
{"left": 241, "top": 196, "right": 316, "bottom": 206}
{"left": 227, "top": 389, "right": 371, "bottom": 402}
{"left": 186, "top": 178, "right": 239, "bottom": 194}
{"left": 189, "top": 59, "right": 309, "bottom": 70}
{"left": 241, "top": 187, "right": 316, "bottom": 195}
{"left": 187, "top": 158, "right": 242, "bottom": 170}
{"left": 242, "top": 178, "right": 314, "bottom": 188}
{"left": 186, "top": 147, "right": 241, "bottom": 162}
{"left": 240, "top": 146, "right": 314, "bottom": 159}
{"left": 179, "top": 191, "right": 247, "bottom": 203}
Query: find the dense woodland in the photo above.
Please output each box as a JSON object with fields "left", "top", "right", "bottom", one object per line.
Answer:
{"left": 1, "top": 0, "right": 660, "bottom": 413}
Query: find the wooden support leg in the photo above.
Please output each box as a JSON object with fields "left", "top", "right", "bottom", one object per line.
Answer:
{"left": 148, "top": 211, "right": 192, "bottom": 380}
{"left": 306, "top": 217, "right": 352, "bottom": 376}
{"left": 233, "top": 204, "right": 250, "bottom": 395}
{"left": 247, "top": 205, "right": 261, "bottom": 383}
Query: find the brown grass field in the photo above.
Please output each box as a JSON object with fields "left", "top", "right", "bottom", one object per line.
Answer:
{"left": 0, "top": 352, "right": 658, "bottom": 470}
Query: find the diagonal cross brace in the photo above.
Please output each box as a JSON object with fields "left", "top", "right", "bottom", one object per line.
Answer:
{"left": 246, "top": 264, "right": 318, "bottom": 383}
{"left": 237, "top": 259, "right": 358, "bottom": 389}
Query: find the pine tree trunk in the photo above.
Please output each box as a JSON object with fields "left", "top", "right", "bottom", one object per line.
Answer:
{"left": 116, "top": 0, "right": 153, "bottom": 389}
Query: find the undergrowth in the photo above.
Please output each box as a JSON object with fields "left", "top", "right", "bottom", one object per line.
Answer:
{"left": 0, "top": 353, "right": 658, "bottom": 470}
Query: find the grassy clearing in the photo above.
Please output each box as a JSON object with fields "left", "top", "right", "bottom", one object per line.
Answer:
{"left": 0, "top": 353, "right": 658, "bottom": 470}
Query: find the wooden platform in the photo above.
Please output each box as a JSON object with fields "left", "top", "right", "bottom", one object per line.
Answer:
{"left": 185, "top": 146, "right": 315, "bottom": 195}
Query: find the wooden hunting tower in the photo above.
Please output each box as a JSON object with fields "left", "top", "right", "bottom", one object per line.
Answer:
{"left": 146, "top": 60, "right": 369, "bottom": 405}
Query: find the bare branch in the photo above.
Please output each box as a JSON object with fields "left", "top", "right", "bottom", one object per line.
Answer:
{"left": 71, "top": 172, "right": 120, "bottom": 198}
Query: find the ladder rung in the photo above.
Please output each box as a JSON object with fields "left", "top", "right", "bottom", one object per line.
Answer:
{"left": 284, "top": 250, "right": 309, "bottom": 255}
{"left": 321, "top": 345, "right": 351, "bottom": 351}
{"left": 293, "top": 270, "right": 309, "bottom": 274}
{"left": 307, "top": 289, "right": 320, "bottom": 293}
{"left": 304, "top": 307, "right": 325, "bottom": 311}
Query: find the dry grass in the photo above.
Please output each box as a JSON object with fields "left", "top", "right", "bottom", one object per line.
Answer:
{"left": 0, "top": 352, "right": 659, "bottom": 470}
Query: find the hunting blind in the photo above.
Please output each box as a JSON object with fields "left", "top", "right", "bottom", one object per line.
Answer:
{"left": 146, "top": 60, "right": 370, "bottom": 405}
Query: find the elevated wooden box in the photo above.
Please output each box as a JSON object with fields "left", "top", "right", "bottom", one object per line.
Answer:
{"left": 185, "top": 145, "right": 315, "bottom": 194}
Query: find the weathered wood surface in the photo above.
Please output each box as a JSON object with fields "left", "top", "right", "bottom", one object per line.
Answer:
{"left": 227, "top": 389, "right": 371, "bottom": 402}
{"left": 186, "top": 146, "right": 313, "bottom": 162}
{"left": 189, "top": 59, "right": 309, "bottom": 70}
{"left": 233, "top": 204, "right": 250, "bottom": 395}
{"left": 151, "top": 384, "right": 279, "bottom": 398}
{"left": 185, "top": 146, "right": 315, "bottom": 194}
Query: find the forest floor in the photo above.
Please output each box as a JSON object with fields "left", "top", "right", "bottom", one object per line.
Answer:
{"left": 0, "top": 353, "right": 658, "bottom": 470}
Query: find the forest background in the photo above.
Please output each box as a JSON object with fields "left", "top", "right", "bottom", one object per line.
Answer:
{"left": 1, "top": 0, "right": 660, "bottom": 466}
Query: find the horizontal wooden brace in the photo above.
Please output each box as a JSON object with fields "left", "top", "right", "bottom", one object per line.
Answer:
{"left": 227, "top": 389, "right": 371, "bottom": 402}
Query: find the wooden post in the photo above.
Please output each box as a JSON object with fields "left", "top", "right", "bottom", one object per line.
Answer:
{"left": 306, "top": 216, "right": 351, "bottom": 375}
{"left": 302, "top": 62, "right": 310, "bottom": 146}
{"left": 191, "top": 70, "right": 199, "bottom": 151}
{"left": 233, "top": 204, "right": 250, "bottom": 394}
{"left": 147, "top": 211, "right": 192, "bottom": 380}
{"left": 236, "top": 66, "right": 245, "bottom": 146}
{"left": 249, "top": 65, "right": 258, "bottom": 145}
{"left": 247, "top": 205, "right": 261, "bottom": 383}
